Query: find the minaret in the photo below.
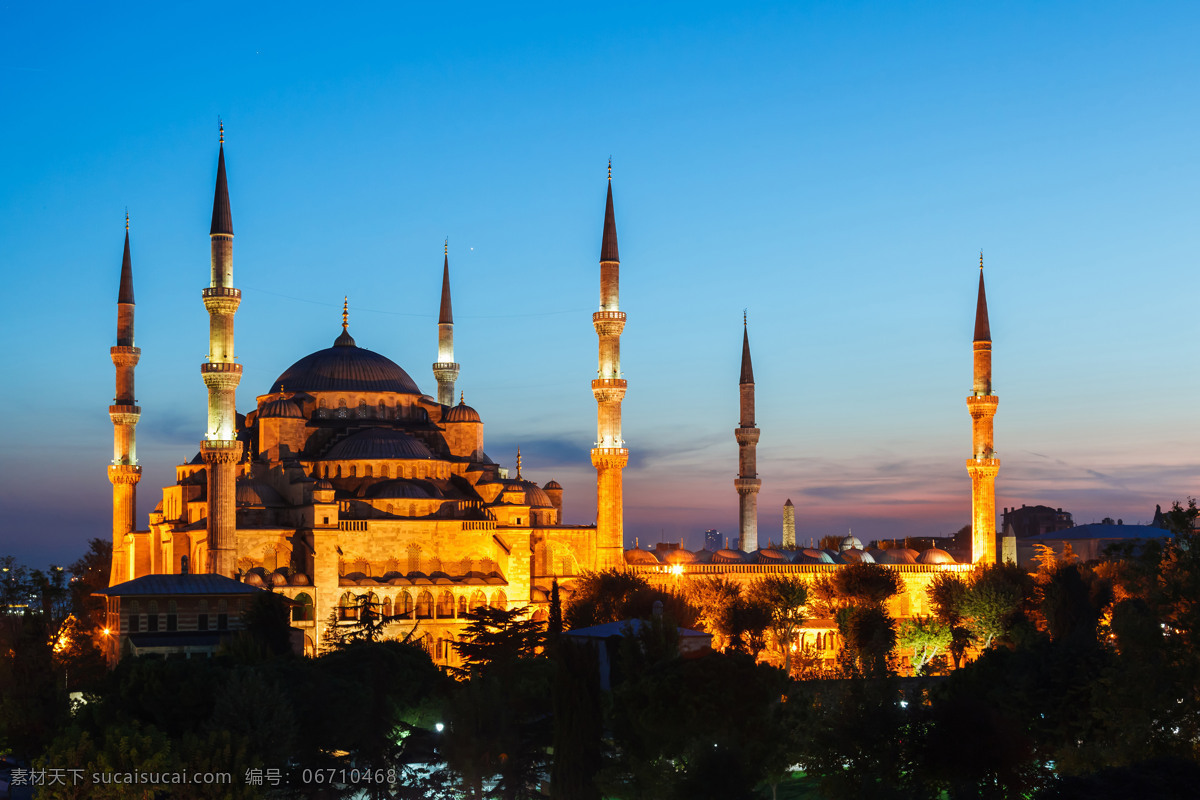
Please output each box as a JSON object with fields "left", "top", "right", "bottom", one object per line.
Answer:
{"left": 591, "top": 160, "right": 628, "bottom": 569}
{"left": 782, "top": 499, "right": 796, "bottom": 548}
{"left": 966, "top": 254, "right": 999, "bottom": 564}
{"left": 108, "top": 213, "right": 142, "bottom": 585}
{"left": 735, "top": 314, "right": 761, "bottom": 551}
{"left": 432, "top": 239, "right": 459, "bottom": 406}
{"left": 199, "top": 122, "right": 243, "bottom": 578}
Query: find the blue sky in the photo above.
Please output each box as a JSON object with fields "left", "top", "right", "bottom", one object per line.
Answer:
{"left": 2, "top": 1, "right": 1197, "bottom": 565}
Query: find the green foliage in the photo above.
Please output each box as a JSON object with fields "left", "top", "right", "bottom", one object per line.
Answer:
{"left": 752, "top": 575, "right": 809, "bottom": 673}
{"left": 566, "top": 568, "right": 696, "bottom": 630}
{"left": 834, "top": 562, "right": 903, "bottom": 608}
{"left": 896, "top": 615, "right": 952, "bottom": 673}
{"left": 836, "top": 605, "right": 896, "bottom": 678}
{"left": 960, "top": 562, "right": 1035, "bottom": 649}
{"left": 237, "top": 590, "right": 294, "bottom": 657}
{"left": 550, "top": 639, "right": 603, "bottom": 800}
{"left": 547, "top": 577, "right": 563, "bottom": 644}
{"left": 451, "top": 605, "right": 544, "bottom": 677}
{"left": 686, "top": 576, "right": 742, "bottom": 649}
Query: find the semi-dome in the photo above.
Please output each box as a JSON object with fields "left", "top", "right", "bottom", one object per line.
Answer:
{"left": 838, "top": 548, "right": 876, "bottom": 564}
{"left": 796, "top": 548, "right": 836, "bottom": 565}
{"left": 663, "top": 548, "right": 697, "bottom": 565}
{"left": 543, "top": 480, "right": 562, "bottom": 490}
{"left": 712, "top": 549, "right": 748, "bottom": 564}
{"left": 268, "top": 332, "right": 422, "bottom": 395}
{"left": 258, "top": 397, "right": 303, "bottom": 418}
{"left": 878, "top": 549, "right": 918, "bottom": 565}
{"left": 443, "top": 401, "right": 481, "bottom": 423}
{"left": 324, "top": 428, "right": 433, "bottom": 461}
{"left": 753, "top": 549, "right": 791, "bottom": 564}
{"left": 236, "top": 479, "right": 285, "bottom": 506}
{"left": 365, "top": 479, "right": 440, "bottom": 500}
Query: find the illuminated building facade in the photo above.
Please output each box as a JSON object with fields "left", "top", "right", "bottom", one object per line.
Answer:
{"left": 967, "top": 257, "right": 999, "bottom": 564}
{"left": 107, "top": 135, "right": 614, "bottom": 659}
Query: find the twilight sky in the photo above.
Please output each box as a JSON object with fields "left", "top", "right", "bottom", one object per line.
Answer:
{"left": 2, "top": 1, "right": 1197, "bottom": 566}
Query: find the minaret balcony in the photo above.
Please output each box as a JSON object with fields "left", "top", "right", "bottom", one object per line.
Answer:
{"left": 201, "top": 438, "right": 243, "bottom": 464}
{"left": 107, "top": 464, "right": 142, "bottom": 484}
{"left": 966, "top": 395, "right": 998, "bottom": 417}
{"left": 591, "top": 378, "right": 627, "bottom": 402}
{"left": 593, "top": 311, "right": 626, "bottom": 336}
{"left": 109, "top": 345, "right": 142, "bottom": 367}
{"left": 202, "top": 287, "right": 242, "bottom": 314}
{"left": 202, "top": 286, "right": 241, "bottom": 299}
{"left": 590, "top": 447, "right": 629, "bottom": 469}
{"left": 108, "top": 405, "right": 142, "bottom": 425}
{"left": 734, "top": 477, "right": 762, "bottom": 493}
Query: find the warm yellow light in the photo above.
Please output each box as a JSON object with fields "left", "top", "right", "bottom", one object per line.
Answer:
{"left": 102, "top": 628, "right": 111, "bottom": 636}
{"left": 669, "top": 564, "right": 683, "bottom": 576}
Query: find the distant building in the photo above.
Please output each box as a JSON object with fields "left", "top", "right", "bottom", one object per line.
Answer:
{"left": 1016, "top": 522, "right": 1170, "bottom": 567}
{"left": 703, "top": 529, "right": 722, "bottom": 551}
{"left": 1001, "top": 504, "right": 1074, "bottom": 539}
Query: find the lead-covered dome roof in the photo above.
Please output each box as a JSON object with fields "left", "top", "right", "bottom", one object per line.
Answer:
{"left": 268, "top": 329, "right": 422, "bottom": 395}
{"left": 324, "top": 428, "right": 434, "bottom": 461}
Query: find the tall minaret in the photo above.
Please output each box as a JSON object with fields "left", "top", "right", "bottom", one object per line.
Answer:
{"left": 591, "top": 160, "right": 628, "bottom": 569}
{"left": 966, "top": 254, "right": 999, "bottom": 564}
{"left": 199, "top": 123, "right": 243, "bottom": 578}
{"left": 782, "top": 499, "right": 796, "bottom": 548}
{"left": 735, "top": 315, "right": 761, "bottom": 551}
{"left": 108, "top": 213, "right": 142, "bottom": 585}
{"left": 432, "top": 239, "right": 459, "bottom": 406}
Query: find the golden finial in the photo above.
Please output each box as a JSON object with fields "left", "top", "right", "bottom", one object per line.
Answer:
{"left": 743, "top": 308, "right": 747, "bottom": 327}
{"left": 218, "top": 117, "right": 224, "bottom": 145}
{"left": 445, "top": 237, "right": 448, "bottom": 257}
{"left": 459, "top": 390, "right": 465, "bottom": 405}
{"left": 980, "top": 250, "right": 984, "bottom": 270}
{"left": 607, "top": 157, "right": 612, "bottom": 181}
{"left": 342, "top": 296, "right": 349, "bottom": 330}
{"left": 125, "top": 208, "right": 129, "bottom": 231}
{"left": 516, "top": 447, "right": 522, "bottom": 478}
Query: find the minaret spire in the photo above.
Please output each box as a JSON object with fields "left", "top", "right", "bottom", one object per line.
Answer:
{"left": 735, "top": 315, "right": 761, "bottom": 551}
{"left": 591, "top": 160, "right": 629, "bottom": 568}
{"left": 109, "top": 215, "right": 143, "bottom": 585}
{"left": 966, "top": 257, "right": 999, "bottom": 564}
{"left": 433, "top": 240, "right": 460, "bottom": 405}
{"left": 200, "top": 123, "right": 243, "bottom": 578}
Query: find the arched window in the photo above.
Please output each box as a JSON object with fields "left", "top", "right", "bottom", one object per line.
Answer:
{"left": 397, "top": 591, "right": 414, "bottom": 618}
{"left": 339, "top": 591, "right": 357, "bottom": 621}
{"left": 378, "top": 400, "right": 386, "bottom": 417}
{"left": 167, "top": 600, "right": 178, "bottom": 632}
{"left": 364, "top": 464, "right": 373, "bottom": 478}
{"left": 437, "top": 590, "right": 455, "bottom": 618}
{"left": 470, "top": 590, "right": 487, "bottom": 612}
{"left": 381, "top": 596, "right": 393, "bottom": 618}
{"left": 381, "top": 464, "right": 390, "bottom": 478}
{"left": 350, "top": 465, "right": 357, "bottom": 478}
{"left": 197, "top": 599, "right": 208, "bottom": 631}
{"left": 293, "top": 592, "right": 315, "bottom": 622}
{"left": 457, "top": 595, "right": 467, "bottom": 616}
{"left": 147, "top": 600, "right": 160, "bottom": 632}
{"left": 217, "top": 599, "right": 229, "bottom": 630}
{"left": 304, "top": 635, "right": 316, "bottom": 657}
{"left": 490, "top": 590, "right": 507, "bottom": 610}
{"left": 127, "top": 600, "right": 141, "bottom": 633}
{"left": 357, "top": 400, "right": 368, "bottom": 418}
{"left": 337, "top": 398, "right": 348, "bottom": 419}
{"left": 416, "top": 591, "right": 434, "bottom": 619}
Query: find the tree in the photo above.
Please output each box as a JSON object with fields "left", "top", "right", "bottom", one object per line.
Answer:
{"left": 836, "top": 605, "right": 896, "bottom": 678}
{"left": 960, "top": 563, "right": 1033, "bottom": 650}
{"left": 896, "top": 616, "right": 952, "bottom": 674}
{"left": 238, "top": 590, "right": 294, "bottom": 656}
{"left": 751, "top": 576, "right": 808, "bottom": 674}
{"left": 451, "top": 605, "right": 543, "bottom": 676}
{"left": 547, "top": 577, "right": 563, "bottom": 645}
{"left": 927, "top": 572, "right": 970, "bottom": 667}
{"left": 687, "top": 576, "right": 742, "bottom": 650}
{"left": 550, "top": 638, "right": 603, "bottom": 800}
{"left": 565, "top": 569, "right": 696, "bottom": 630}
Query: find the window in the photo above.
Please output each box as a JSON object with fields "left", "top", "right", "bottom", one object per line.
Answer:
{"left": 457, "top": 595, "right": 467, "bottom": 616}
{"left": 437, "top": 590, "right": 455, "bottom": 618}
{"left": 470, "top": 590, "right": 487, "bottom": 612}
{"left": 490, "top": 590, "right": 507, "bottom": 610}
{"left": 167, "top": 600, "right": 178, "bottom": 632}
{"left": 416, "top": 591, "right": 434, "bottom": 619}
{"left": 339, "top": 592, "right": 357, "bottom": 621}
{"left": 382, "top": 596, "right": 393, "bottom": 618}
{"left": 217, "top": 614, "right": 228, "bottom": 630}
{"left": 198, "top": 613, "right": 209, "bottom": 631}
{"left": 293, "top": 592, "right": 315, "bottom": 622}
{"left": 129, "top": 613, "right": 140, "bottom": 633}
{"left": 397, "top": 591, "right": 414, "bottom": 618}
{"left": 147, "top": 600, "right": 159, "bottom": 632}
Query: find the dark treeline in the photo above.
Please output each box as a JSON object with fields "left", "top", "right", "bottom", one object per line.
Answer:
{"left": 4, "top": 501, "right": 1200, "bottom": 798}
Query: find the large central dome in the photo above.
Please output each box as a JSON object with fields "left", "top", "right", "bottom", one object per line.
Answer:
{"left": 268, "top": 328, "right": 423, "bottom": 395}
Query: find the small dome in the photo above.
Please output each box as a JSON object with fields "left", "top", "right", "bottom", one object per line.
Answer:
{"left": 712, "top": 549, "right": 748, "bottom": 564}
{"left": 796, "top": 548, "right": 836, "bottom": 565}
{"left": 259, "top": 397, "right": 302, "bottom": 419}
{"left": 269, "top": 573, "right": 289, "bottom": 587}
{"left": 243, "top": 573, "right": 265, "bottom": 586}
{"left": 840, "top": 534, "right": 864, "bottom": 552}
{"left": 291, "top": 573, "right": 310, "bottom": 586}
{"left": 917, "top": 548, "right": 957, "bottom": 565}
{"left": 663, "top": 548, "right": 697, "bottom": 565}
{"left": 838, "top": 548, "right": 876, "bottom": 564}
{"left": 878, "top": 549, "right": 917, "bottom": 565}
{"left": 691, "top": 548, "right": 715, "bottom": 564}
{"left": 898, "top": 548, "right": 921, "bottom": 560}
{"left": 753, "top": 549, "right": 791, "bottom": 564}
{"left": 543, "top": 480, "right": 562, "bottom": 490}
{"left": 624, "top": 549, "right": 661, "bottom": 565}
{"left": 236, "top": 479, "right": 285, "bottom": 507}
{"left": 444, "top": 402, "right": 481, "bottom": 423}
{"left": 324, "top": 428, "right": 433, "bottom": 461}
{"left": 314, "top": 479, "right": 334, "bottom": 490}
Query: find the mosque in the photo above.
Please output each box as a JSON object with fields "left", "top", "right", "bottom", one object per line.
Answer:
{"left": 105, "top": 129, "right": 995, "bottom": 662}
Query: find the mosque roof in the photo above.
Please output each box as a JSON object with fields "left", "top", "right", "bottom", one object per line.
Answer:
{"left": 324, "top": 428, "right": 434, "bottom": 461}
{"left": 258, "top": 397, "right": 303, "bottom": 418}
{"left": 97, "top": 573, "right": 264, "bottom": 596}
{"left": 268, "top": 331, "right": 422, "bottom": 395}
{"left": 916, "top": 547, "right": 956, "bottom": 565}
{"left": 444, "top": 401, "right": 481, "bottom": 423}
{"left": 365, "top": 479, "right": 440, "bottom": 500}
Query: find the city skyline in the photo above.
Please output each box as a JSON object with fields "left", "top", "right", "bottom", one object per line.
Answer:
{"left": 3, "top": 2, "right": 1197, "bottom": 564}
